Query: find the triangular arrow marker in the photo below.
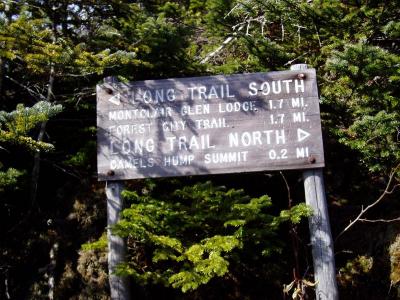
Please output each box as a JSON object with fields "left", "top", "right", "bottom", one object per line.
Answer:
{"left": 297, "top": 128, "right": 311, "bottom": 142}
{"left": 108, "top": 93, "right": 120, "bottom": 105}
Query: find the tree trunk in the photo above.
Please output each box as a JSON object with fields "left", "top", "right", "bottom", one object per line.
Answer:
{"left": 29, "top": 62, "right": 55, "bottom": 206}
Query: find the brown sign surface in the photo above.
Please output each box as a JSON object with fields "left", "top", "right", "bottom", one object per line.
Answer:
{"left": 97, "top": 69, "right": 324, "bottom": 180}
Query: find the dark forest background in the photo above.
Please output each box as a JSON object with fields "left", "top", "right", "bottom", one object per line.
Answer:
{"left": 0, "top": 1, "right": 399, "bottom": 299}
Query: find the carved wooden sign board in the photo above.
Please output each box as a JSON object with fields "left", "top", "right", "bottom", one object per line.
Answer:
{"left": 97, "top": 69, "right": 324, "bottom": 180}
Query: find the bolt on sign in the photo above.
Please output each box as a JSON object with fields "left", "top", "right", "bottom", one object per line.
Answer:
{"left": 97, "top": 69, "right": 324, "bottom": 180}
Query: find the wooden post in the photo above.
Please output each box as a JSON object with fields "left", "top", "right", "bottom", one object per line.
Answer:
{"left": 103, "top": 76, "right": 130, "bottom": 300}
{"left": 106, "top": 181, "right": 130, "bottom": 300}
{"left": 291, "top": 64, "right": 338, "bottom": 299}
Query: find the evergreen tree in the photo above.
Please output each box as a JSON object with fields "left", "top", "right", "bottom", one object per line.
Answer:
{"left": 0, "top": 101, "right": 62, "bottom": 189}
{"left": 1, "top": 0, "right": 399, "bottom": 298}
{"left": 85, "top": 181, "right": 311, "bottom": 297}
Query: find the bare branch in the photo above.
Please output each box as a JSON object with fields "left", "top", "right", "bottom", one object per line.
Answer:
{"left": 280, "top": 171, "right": 292, "bottom": 208}
{"left": 200, "top": 25, "right": 245, "bottom": 64}
{"left": 359, "top": 217, "right": 400, "bottom": 223}
{"left": 5, "top": 274, "right": 11, "bottom": 299}
{"left": 314, "top": 23, "right": 322, "bottom": 47}
{"left": 335, "top": 164, "right": 400, "bottom": 242}
{"left": 246, "top": 20, "right": 251, "bottom": 36}
{"left": 261, "top": 18, "right": 266, "bottom": 36}
{"left": 294, "top": 24, "right": 307, "bottom": 44}
{"left": 224, "top": 3, "right": 241, "bottom": 19}
{"left": 284, "top": 51, "right": 311, "bottom": 66}
{"left": 63, "top": 72, "right": 98, "bottom": 78}
{"left": 5, "top": 75, "right": 47, "bottom": 101}
{"left": 201, "top": 13, "right": 271, "bottom": 64}
{"left": 42, "top": 159, "right": 81, "bottom": 180}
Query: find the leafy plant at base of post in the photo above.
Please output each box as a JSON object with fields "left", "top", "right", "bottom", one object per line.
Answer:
{"left": 103, "top": 181, "right": 312, "bottom": 293}
{"left": 283, "top": 277, "right": 318, "bottom": 300}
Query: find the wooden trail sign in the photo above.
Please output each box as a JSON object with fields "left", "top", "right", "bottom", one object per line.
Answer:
{"left": 97, "top": 69, "right": 324, "bottom": 181}
{"left": 97, "top": 67, "right": 338, "bottom": 300}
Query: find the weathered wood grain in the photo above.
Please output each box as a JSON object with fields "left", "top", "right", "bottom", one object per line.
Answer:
{"left": 97, "top": 70, "right": 325, "bottom": 180}
{"left": 106, "top": 181, "right": 130, "bottom": 300}
{"left": 303, "top": 169, "right": 338, "bottom": 300}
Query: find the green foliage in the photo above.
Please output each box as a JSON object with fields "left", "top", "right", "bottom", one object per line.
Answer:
{"left": 276, "top": 203, "right": 312, "bottom": 225}
{"left": 72, "top": 48, "right": 140, "bottom": 76}
{"left": 0, "top": 100, "right": 62, "bottom": 192}
{"left": 64, "top": 140, "right": 96, "bottom": 169}
{"left": 338, "top": 255, "right": 374, "bottom": 287}
{"left": 0, "top": 167, "right": 24, "bottom": 191}
{"left": 112, "top": 181, "right": 310, "bottom": 292}
{"left": 325, "top": 43, "right": 400, "bottom": 173}
{"left": 384, "top": 21, "right": 400, "bottom": 39}
{"left": 205, "top": 0, "right": 234, "bottom": 36}
{"left": 0, "top": 101, "right": 62, "bottom": 152}
{"left": 1, "top": 2, "right": 143, "bottom": 78}
{"left": 81, "top": 233, "right": 108, "bottom": 251}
